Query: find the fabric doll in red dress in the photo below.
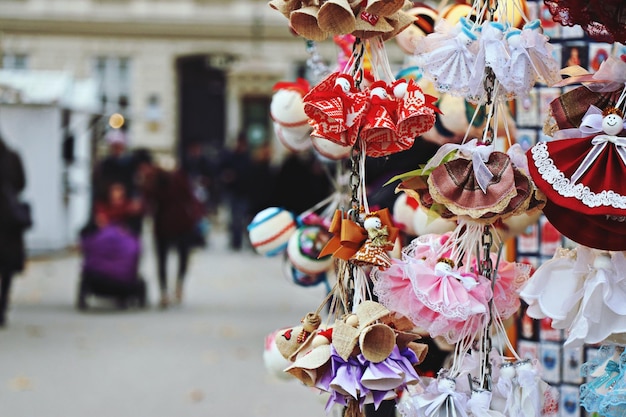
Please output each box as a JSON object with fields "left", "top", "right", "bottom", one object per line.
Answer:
{"left": 527, "top": 105, "right": 626, "bottom": 250}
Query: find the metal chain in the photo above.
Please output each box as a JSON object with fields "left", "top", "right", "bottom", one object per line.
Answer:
{"left": 350, "top": 38, "right": 365, "bottom": 90}
{"left": 349, "top": 140, "right": 361, "bottom": 223}
{"left": 483, "top": 67, "right": 496, "bottom": 145}
{"left": 479, "top": 226, "right": 494, "bottom": 389}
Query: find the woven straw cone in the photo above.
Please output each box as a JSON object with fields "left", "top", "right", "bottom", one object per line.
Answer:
{"left": 359, "top": 323, "right": 396, "bottom": 363}
{"left": 384, "top": 312, "right": 416, "bottom": 331}
{"left": 407, "top": 341, "right": 429, "bottom": 365}
{"left": 318, "top": 0, "right": 356, "bottom": 35}
{"left": 365, "top": 0, "right": 405, "bottom": 17}
{"left": 382, "top": 10, "right": 417, "bottom": 41}
{"left": 291, "top": 6, "right": 328, "bottom": 41}
{"left": 275, "top": 325, "right": 305, "bottom": 360}
{"left": 395, "top": 330, "right": 422, "bottom": 349}
{"left": 285, "top": 344, "right": 332, "bottom": 386}
{"left": 332, "top": 320, "right": 361, "bottom": 360}
{"left": 352, "top": 12, "right": 394, "bottom": 39}
{"left": 355, "top": 300, "right": 390, "bottom": 327}
{"left": 269, "top": 0, "right": 303, "bottom": 19}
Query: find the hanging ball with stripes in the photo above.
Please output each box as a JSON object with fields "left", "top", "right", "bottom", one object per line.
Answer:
{"left": 247, "top": 207, "right": 297, "bottom": 256}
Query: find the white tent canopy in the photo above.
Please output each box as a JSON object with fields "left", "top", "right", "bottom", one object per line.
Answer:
{"left": 0, "top": 70, "right": 99, "bottom": 253}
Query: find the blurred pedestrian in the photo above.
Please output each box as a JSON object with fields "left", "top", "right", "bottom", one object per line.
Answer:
{"left": 248, "top": 142, "right": 275, "bottom": 216}
{"left": 181, "top": 139, "right": 216, "bottom": 212}
{"left": 219, "top": 133, "right": 254, "bottom": 250}
{"left": 92, "top": 129, "right": 136, "bottom": 200}
{"left": 94, "top": 181, "right": 144, "bottom": 232}
{"left": 91, "top": 129, "right": 144, "bottom": 234}
{"left": 0, "top": 137, "right": 29, "bottom": 327}
{"left": 181, "top": 139, "right": 215, "bottom": 246}
{"left": 135, "top": 150, "right": 205, "bottom": 308}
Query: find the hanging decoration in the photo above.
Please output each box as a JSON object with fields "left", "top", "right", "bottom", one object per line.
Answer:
{"left": 525, "top": 58, "right": 626, "bottom": 250}
{"left": 371, "top": 0, "right": 560, "bottom": 416}
{"left": 262, "top": 0, "right": 579, "bottom": 416}
{"left": 269, "top": 0, "right": 416, "bottom": 42}
{"left": 543, "top": 0, "right": 626, "bottom": 43}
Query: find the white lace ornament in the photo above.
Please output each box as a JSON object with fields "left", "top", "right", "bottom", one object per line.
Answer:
{"left": 499, "top": 29, "right": 536, "bottom": 98}
{"left": 417, "top": 25, "right": 479, "bottom": 97}
{"left": 520, "top": 20, "right": 561, "bottom": 87}
{"left": 470, "top": 21, "right": 509, "bottom": 99}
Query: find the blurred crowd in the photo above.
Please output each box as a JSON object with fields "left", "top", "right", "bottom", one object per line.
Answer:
{"left": 0, "top": 123, "right": 442, "bottom": 327}
{"left": 79, "top": 129, "right": 337, "bottom": 312}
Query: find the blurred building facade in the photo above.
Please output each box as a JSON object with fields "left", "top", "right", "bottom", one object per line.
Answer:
{"left": 0, "top": 0, "right": 405, "bottom": 157}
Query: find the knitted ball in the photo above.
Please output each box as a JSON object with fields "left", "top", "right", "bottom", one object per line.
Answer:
{"left": 311, "top": 136, "right": 352, "bottom": 160}
{"left": 393, "top": 193, "right": 419, "bottom": 236}
{"left": 287, "top": 225, "right": 333, "bottom": 275}
{"left": 270, "top": 89, "right": 309, "bottom": 128}
{"left": 263, "top": 329, "right": 294, "bottom": 381}
{"left": 274, "top": 122, "right": 312, "bottom": 153}
{"left": 497, "top": 211, "right": 542, "bottom": 242}
{"left": 290, "top": 266, "right": 327, "bottom": 287}
{"left": 248, "top": 207, "right": 297, "bottom": 256}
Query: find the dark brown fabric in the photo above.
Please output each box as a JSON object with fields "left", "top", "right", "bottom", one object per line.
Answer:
{"left": 429, "top": 152, "right": 516, "bottom": 211}
{"left": 550, "top": 87, "right": 622, "bottom": 130}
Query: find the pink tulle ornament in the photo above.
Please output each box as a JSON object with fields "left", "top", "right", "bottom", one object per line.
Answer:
{"left": 374, "top": 252, "right": 492, "bottom": 344}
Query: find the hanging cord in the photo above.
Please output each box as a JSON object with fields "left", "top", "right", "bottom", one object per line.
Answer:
{"left": 369, "top": 36, "right": 396, "bottom": 84}
{"left": 512, "top": 0, "right": 530, "bottom": 25}
{"left": 616, "top": 84, "right": 626, "bottom": 113}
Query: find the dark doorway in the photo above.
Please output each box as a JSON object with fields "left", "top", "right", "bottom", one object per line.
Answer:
{"left": 176, "top": 55, "right": 226, "bottom": 155}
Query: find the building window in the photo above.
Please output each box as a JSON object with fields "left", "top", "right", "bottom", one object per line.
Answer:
{"left": 2, "top": 54, "right": 28, "bottom": 70}
{"left": 242, "top": 95, "right": 271, "bottom": 148}
{"left": 92, "top": 56, "right": 132, "bottom": 117}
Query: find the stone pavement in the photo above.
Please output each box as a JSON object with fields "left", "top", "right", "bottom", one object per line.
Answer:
{"left": 0, "top": 229, "right": 340, "bottom": 417}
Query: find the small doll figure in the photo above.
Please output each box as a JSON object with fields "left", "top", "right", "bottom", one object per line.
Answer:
{"left": 408, "top": 373, "right": 469, "bottom": 417}
{"left": 528, "top": 105, "right": 626, "bottom": 250}
{"left": 416, "top": 20, "right": 479, "bottom": 97}
{"left": 351, "top": 213, "right": 393, "bottom": 268}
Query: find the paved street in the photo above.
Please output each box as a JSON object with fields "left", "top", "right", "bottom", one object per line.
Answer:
{"left": 0, "top": 229, "right": 337, "bottom": 417}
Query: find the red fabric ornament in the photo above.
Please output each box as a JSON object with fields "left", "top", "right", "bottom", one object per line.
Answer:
{"left": 543, "top": 0, "right": 626, "bottom": 43}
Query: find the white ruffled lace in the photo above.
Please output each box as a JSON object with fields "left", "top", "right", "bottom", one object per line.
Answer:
{"left": 531, "top": 141, "right": 626, "bottom": 210}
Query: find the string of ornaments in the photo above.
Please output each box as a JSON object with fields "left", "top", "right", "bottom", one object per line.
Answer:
{"left": 260, "top": 0, "right": 626, "bottom": 416}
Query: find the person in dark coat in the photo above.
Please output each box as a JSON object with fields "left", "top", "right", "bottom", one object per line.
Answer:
{"left": 219, "top": 134, "right": 254, "bottom": 250}
{"left": 0, "top": 138, "right": 27, "bottom": 327}
{"left": 135, "top": 150, "right": 204, "bottom": 308}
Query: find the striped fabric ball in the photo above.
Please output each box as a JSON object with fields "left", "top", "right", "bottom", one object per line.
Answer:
{"left": 248, "top": 207, "right": 297, "bottom": 256}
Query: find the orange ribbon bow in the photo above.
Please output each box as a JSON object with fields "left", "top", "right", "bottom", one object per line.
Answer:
{"left": 319, "top": 208, "right": 399, "bottom": 260}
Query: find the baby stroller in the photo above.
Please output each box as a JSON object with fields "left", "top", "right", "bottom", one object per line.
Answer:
{"left": 76, "top": 224, "right": 147, "bottom": 310}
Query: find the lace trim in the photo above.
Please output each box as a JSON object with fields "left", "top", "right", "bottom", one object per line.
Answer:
{"left": 531, "top": 141, "right": 626, "bottom": 210}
